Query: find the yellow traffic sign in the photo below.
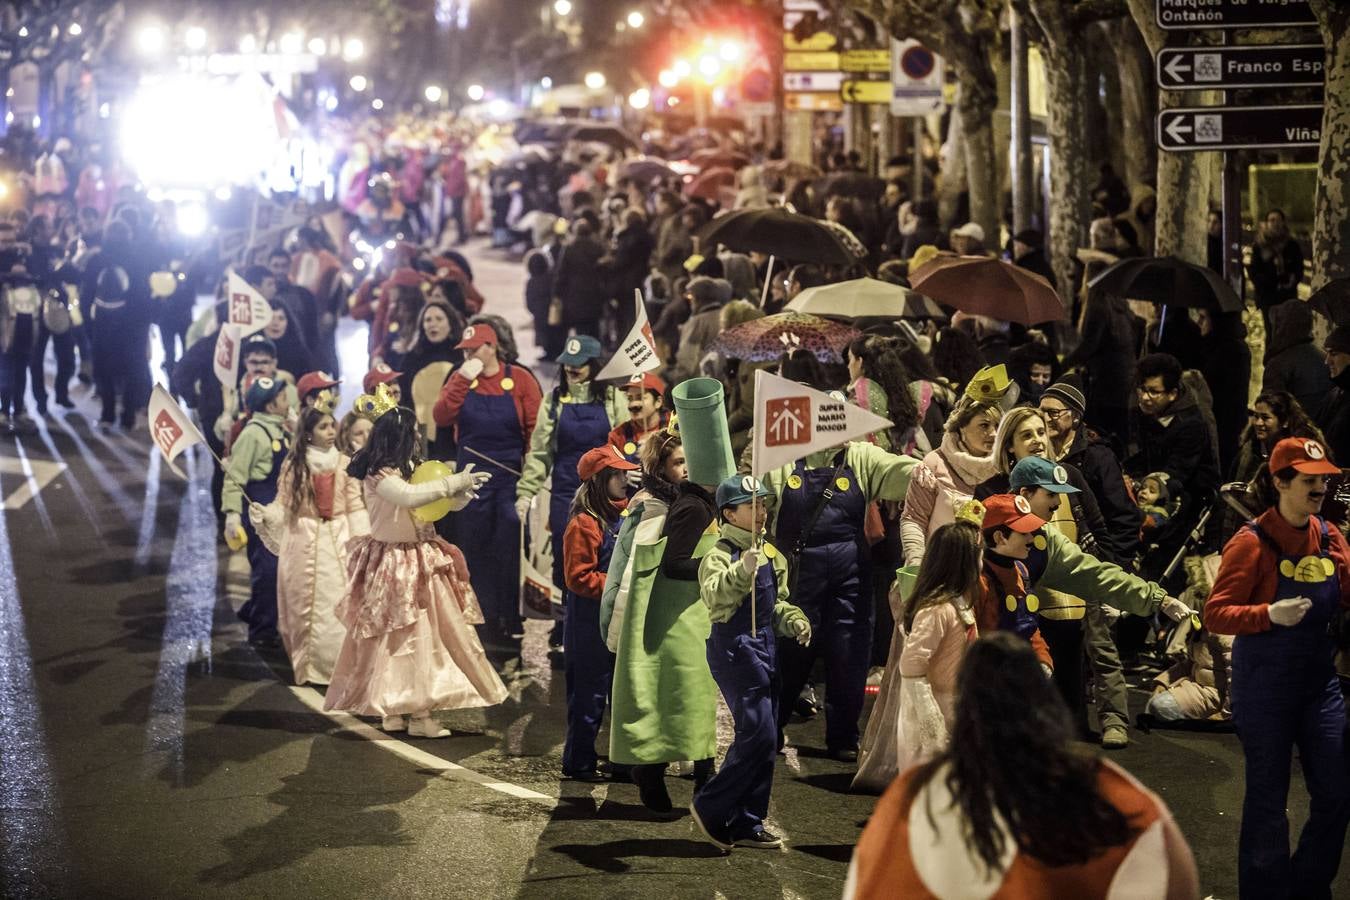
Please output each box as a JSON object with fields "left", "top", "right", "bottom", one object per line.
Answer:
{"left": 785, "top": 91, "right": 843, "bottom": 112}
{"left": 841, "top": 80, "right": 891, "bottom": 104}
{"left": 784, "top": 51, "right": 841, "bottom": 72}
{"left": 784, "top": 32, "right": 837, "bottom": 51}
{"left": 841, "top": 49, "right": 890, "bottom": 73}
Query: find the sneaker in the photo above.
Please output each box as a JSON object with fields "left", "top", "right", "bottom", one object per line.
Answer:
{"left": 794, "top": 685, "right": 818, "bottom": 719}
{"left": 408, "top": 715, "right": 450, "bottom": 738}
{"left": 382, "top": 715, "right": 407, "bottom": 732}
{"left": 561, "top": 769, "right": 606, "bottom": 783}
{"left": 689, "top": 803, "right": 733, "bottom": 852}
{"left": 1101, "top": 724, "right": 1129, "bottom": 749}
{"left": 734, "top": 829, "right": 783, "bottom": 850}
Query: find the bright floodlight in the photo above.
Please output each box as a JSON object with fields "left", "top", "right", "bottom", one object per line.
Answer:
{"left": 554, "top": 0, "right": 573, "bottom": 16}
{"left": 185, "top": 27, "right": 207, "bottom": 51}
{"left": 584, "top": 71, "right": 606, "bottom": 90}
{"left": 658, "top": 69, "right": 678, "bottom": 88}
{"left": 177, "top": 201, "right": 209, "bottom": 237}
{"left": 371, "top": 98, "right": 384, "bottom": 110}
{"left": 628, "top": 88, "right": 650, "bottom": 110}
{"left": 672, "top": 59, "right": 691, "bottom": 78}
{"left": 488, "top": 99, "right": 511, "bottom": 118}
{"left": 719, "top": 40, "right": 743, "bottom": 62}
{"left": 136, "top": 25, "right": 165, "bottom": 55}
{"left": 68, "top": 23, "right": 82, "bottom": 36}
{"left": 467, "top": 84, "right": 485, "bottom": 101}
{"left": 540, "top": 76, "right": 553, "bottom": 90}
{"left": 343, "top": 37, "right": 364, "bottom": 61}
{"left": 424, "top": 85, "right": 443, "bottom": 103}
{"left": 239, "top": 34, "right": 258, "bottom": 54}
{"left": 279, "top": 32, "right": 303, "bottom": 55}
{"left": 698, "top": 55, "right": 721, "bottom": 79}
{"left": 349, "top": 75, "right": 368, "bottom": 92}
{"left": 307, "top": 37, "right": 326, "bottom": 56}
{"left": 627, "top": 11, "right": 645, "bottom": 28}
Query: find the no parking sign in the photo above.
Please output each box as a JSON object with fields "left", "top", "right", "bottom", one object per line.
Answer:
{"left": 890, "top": 39, "right": 944, "bottom": 116}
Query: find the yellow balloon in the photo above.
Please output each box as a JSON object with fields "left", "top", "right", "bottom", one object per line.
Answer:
{"left": 150, "top": 271, "right": 178, "bottom": 299}
{"left": 410, "top": 460, "right": 452, "bottom": 523}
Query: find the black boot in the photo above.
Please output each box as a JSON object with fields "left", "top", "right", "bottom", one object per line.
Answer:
{"left": 692, "top": 757, "right": 715, "bottom": 793}
{"left": 631, "top": 763, "right": 673, "bottom": 814}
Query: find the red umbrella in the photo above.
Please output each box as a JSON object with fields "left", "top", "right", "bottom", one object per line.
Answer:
{"left": 690, "top": 148, "right": 749, "bottom": 171}
{"left": 909, "top": 256, "right": 1065, "bottom": 325}
{"left": 685, "top": 166, "right": 737, "bottom": 201}
{"left": 710, "top": 312, "right": 860, "bottom": 363}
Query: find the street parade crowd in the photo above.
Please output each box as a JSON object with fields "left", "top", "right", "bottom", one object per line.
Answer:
{"left": 5, "top": 114, "right": 1350, "bottom": 898}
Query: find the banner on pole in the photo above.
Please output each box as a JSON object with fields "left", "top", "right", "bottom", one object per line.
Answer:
{"left": 213, "top": 324, "right": 242, "bottom": 387}
{"left": 148, "top": 384, "right": 207, "bottom": 479}
{"left": 595, "top": 290, "right": 661, "bottom": 381}
{"left": 224, "top": 270, "right": 274, "bottom": 334}
{"left": 751, "top": 369, "right": 892, "bottom": 476}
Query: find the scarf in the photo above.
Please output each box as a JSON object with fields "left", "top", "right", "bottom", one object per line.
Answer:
{"left": 937, "top": 431, "right": 997, "bottom": 490}
{"left": 306, "top": 444, "right": 340, "bottom": 473}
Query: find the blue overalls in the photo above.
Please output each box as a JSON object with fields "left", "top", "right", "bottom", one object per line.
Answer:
{"left": 773, "top": 452, "right": 871, "bottom": 752}
{"left": 984, "top": 557, "right": 1042, "bottom": 644}
{"left": 1233, "top": 518, "right": 1350, "bottom": 899}
{"left": 548, "top": 391, "right": 613, "bottom": 589}
{"left": 695, "top": 542, "right": 781, "bottom": 840}
{"left": 449, "top": 365, "right": 525, "bottom": 635}
{"left": 239, "top": 422, "right": 288, "bottom": 641}
{"left": 561, "top": 511, "right": 622, "bottom": 776}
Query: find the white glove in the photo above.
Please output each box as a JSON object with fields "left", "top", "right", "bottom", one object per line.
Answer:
{"left": 1160, "top": 596, "right": 1193, "bottom": 623}
{"left": 458, "top": 357, "right": 484, "bottom": 383}
{"left": 248, "top": 501, "right": 266, "bottom": 524}
{"left": 446, "top": 463, "right": 491, "bottom": 497}
{"left": 1268, "top": 596, "right": 1313, "bottom": 628}
{"left": 790, "top": 615, "right": 812, "bottom": 647}
{"left": 626, "top": 468, "right": 642, "bottom": 488}
{"left": 740, "top": 548, "right": 760, "bottom": 576}
{"left": 515, "top": 495, "right": 533, "bottom": 521}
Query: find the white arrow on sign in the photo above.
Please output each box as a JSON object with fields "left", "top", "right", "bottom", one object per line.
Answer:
{"left": 1165, "top": 116, "right": 1192, "bottom": 144}
{"left": 1164, "top": 54, "right": 1191, "bottom": 83}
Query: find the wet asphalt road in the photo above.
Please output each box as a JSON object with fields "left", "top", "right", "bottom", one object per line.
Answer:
{"left": 0, "top": 241, "right": 1344, "bottom": 899}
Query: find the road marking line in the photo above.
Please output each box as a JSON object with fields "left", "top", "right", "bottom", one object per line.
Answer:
{"left": 288, "top": 685, "right": 556, "bottom": 806}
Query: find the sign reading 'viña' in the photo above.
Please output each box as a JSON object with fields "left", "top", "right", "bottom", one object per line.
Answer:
{"left": 1156, "top": 104, "right": 1322, "bottom": 151}
{"left": 1156, "top": 45, "right": 1325, "bottom": 90}
{"left": 1155, "top": 0, "right": 1316, "bottom": 30}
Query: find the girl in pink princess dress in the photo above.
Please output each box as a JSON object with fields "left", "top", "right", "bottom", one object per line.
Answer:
{"left": 324, "top": 402, "right": 508, "bottom": 738}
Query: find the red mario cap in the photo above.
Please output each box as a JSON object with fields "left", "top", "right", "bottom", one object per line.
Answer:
{"left": 981, "top": 494, "right": 1046, "bottom": 534}
{"left": 577, "top": 444, "right": 640, "bottom": 481}
{"left": 1269, "top": 437, "right": 1340, "bottom": 476}
{"left": 455, "top": 323, "right": 498, "bottom": 350}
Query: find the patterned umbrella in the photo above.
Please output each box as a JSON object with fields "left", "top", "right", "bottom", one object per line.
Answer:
{"left": 710, "top": 312, "right": 861, "bottom": 363}
{"left": 910, "top": 255, "right": 1065, "bottom": 325}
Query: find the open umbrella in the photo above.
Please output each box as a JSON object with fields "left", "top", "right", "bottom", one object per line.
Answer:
{"left": 787, "top": 277, "right": 946, "bottom": 320}
{"left": 564, "top": 123, "right": 640, "bottom": 153}
{"left": 685, "top": 166, "right": 737, "bottom": 201}
{"left": 815, "top": 171, "right": 885, "bottom": 202}
{"left": 710, "top": 312, "right": 860, "bottom": 363}
{"left": 690, "top": 148, "right": 750, "bottom": 170}
{"left": 763, "top": 159, "right": 821, "bottom": 180}
{"left": 1087, "top": 256, "right": 1242, "bottom": 312}
{"left": 697, "top": 207, "right": 866, "bottom": 267}
{"left": 910, "top": 256, "right": 1064, "bottom": 325}
{"left": 1308, "top": 278, "right": 1350, "bottom": 327}
{"left": 618, "top": 156, "right": 676, "bottom": 184}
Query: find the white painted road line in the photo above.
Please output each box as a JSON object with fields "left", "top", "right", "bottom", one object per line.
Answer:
{"left": 288, "top": 685, "right": 557, "bottom": 807}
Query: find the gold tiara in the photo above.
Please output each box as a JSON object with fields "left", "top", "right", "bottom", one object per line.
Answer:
{"left": 964, "top": 364, "right": 1011, "bottom": 402}
{"left": 955, "top": 498, "right": 986, "bottom": 527}
{"left": 312, "top": 388, "right": 337, "bottom": 416}
{"left": 353, "top": 382, "right": 399, "bottom": 421}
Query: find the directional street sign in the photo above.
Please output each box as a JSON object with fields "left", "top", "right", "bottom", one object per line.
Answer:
{"left": 840, "top": 49, "right": 890, "bottom": 74}
{"left": 1156, "top": 45, "right": 1325, "bottom": 90}
{"left": 1156, "top": 0, "right": 1316, "bottom": 29}
{"left": 785, "top": 92, "right": 843, "bottom": 112}
{"left": 784, "top": 31, "right": 837, "bottom": 52}
{"left": 841, "top": 80, "right": 891, "bottom": 104}
{"left": 1156, "top": 104, "right": 1322, "bottom": 152}
{"left": 784, "top": 51, "right": 840, "bottom": 72}
{"left": 784, "top": 71, "right": 844, "bottom": 92}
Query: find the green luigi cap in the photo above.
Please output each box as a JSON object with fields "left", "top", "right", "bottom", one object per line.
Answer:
{"left": 1009, "top": 456, "right": 1080, "bottom": 494}
{"left": 245, "top": 375, "right": 286, "bottom": 412}
{"left": 557, "top": 334, "right": 603, "bottom": 366}
{"left": 716, "top": 474, "right": 768, "bottom": 510}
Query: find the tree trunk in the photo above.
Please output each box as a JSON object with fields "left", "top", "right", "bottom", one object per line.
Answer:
{"left": 1310, "top": 1, "right": 1350, "bottom": 289}
{"left": 1106, "top": 18, "right": 1156, "bottom": 192}
{"left": 957, "top": 65, "right": 1001, "bottom": 244}
{"left": 1037, "top": 36, "right": 1090, "bottom": 303}
{"left": 939, "top": 98, "right": 969, "bottom": 228}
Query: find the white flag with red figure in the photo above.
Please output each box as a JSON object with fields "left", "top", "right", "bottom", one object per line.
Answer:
{"left": 224, "top": 270, "right": 273, "bottom": 334}
{"left": 596, "top": 290, "right": 661, "bottom": 381}
{"left": 213, "top": 325, "right": 242, "bottom": 387}
{"left": 751, "top": 369, "right": 892, "bottom": 476}
{"left": 148, "top": 384, "right": 207, "bottom": 478}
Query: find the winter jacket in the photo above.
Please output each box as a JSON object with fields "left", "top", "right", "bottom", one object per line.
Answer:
{"left": 1126, "top": 385, "right": 1221, "bottom": 515}
{"left": 1197, "top": 312, "right": 1251, "bottom": 474}
{"left": 1263, "top": 300, "right": 1331, "bottom": 418}
{"left": 553, "top": 235, "right": 608, "bottom": 326}
{"left": 653, "top": 215, "right": 692, "bottom": 286}
{"left": 671, "top": 302, "right": 725, "bottom": 382}
{"left": 1248, "top": 233, "right": 1304, "bottom": 310}
{"left": 607, "top": 226, "right": 654, "bottom": 301}
{"left": 698, "top": 521, "right": 808, "bottom": 635}
{"left": 1057, "top": 427, "right": 1142, "bottom": 566}
{"left": 1318, "top": 367, "right": 1350, "bottom": 467}
{"left": 899, "top": 435, "right": 997, "bottom": 567}
{"left": 1063, "top": 290, "right": 1138, "bottom": 436}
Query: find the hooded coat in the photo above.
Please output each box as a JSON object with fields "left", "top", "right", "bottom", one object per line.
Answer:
{"left": 1263, "top": 300, "right": 1331, "bottom": 419}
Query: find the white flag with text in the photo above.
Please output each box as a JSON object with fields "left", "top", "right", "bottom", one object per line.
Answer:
{"left": 596, "top": 290, "right": 661, "bottom": 381}
{"left": 224, "top": 270, "right": 274, "bottom": 334}
{"left": 751, "top": 369, "right": 893, "bottom": 476}
{"left": 148, "top": 384, "right": 208, "bottom": 479}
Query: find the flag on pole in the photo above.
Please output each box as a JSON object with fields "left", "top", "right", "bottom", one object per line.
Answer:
{"left": 751, "top": 368, "right": 892, "bottom": 477}
{"left": 224, "top": 270, "right": 274, "bottom": 334}
{"left": 148, "top": 384, "right": 208, "bottom": 478}
{"left": 595, "top": 290, "right": 661, "bottom": 381}
{"left": 213, "top": 324, "right": 241, "bottom": 387}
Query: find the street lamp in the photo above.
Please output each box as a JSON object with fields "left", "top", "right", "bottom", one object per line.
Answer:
{"left": 697, "top": 55, "right": 721, "bottom": 81}
{"left": 553, "top": 0, "right": 573, "bottom": 16}
{"left": 672, "top": 59, "right": 691, "bottom": 78}
{"left": 719, "top": 40, "right": 743, "bottom": 63}
{"left": 343, "top": 37, "right": 364, "bottom": 61}
{"left": 184, "top": 27, "right": 207, "bottom": 51}
{"left": 540, "top": 76, "right": 553, "bottom": 90}
{"left": 280, "top": 32, "right": 304, "bottom": 55}
{"left": 628, "top": 88, "right": 650, "bottom": 110}
{"left": 371, "top": 98, "right": 384, "bottom": 110}
{"left": 424, "top": 85, "right": 443, "bottom": 104}
{"left": 627, "top": 11, "right": 645, "bottom": 28}
{"left": 349, "top": 75, "right": 368, "bottom": 92}
{"left": 467, "top": 84, "right": 485, "bottom": 101}
{"left": 658, "top": 69, "right": 678, "bottom": 88}
{"left": 584, "top": 71, "right": 607, "bottom": 90}
{"left": 136, "top": 24, "right": 165, "bottom": 55}
{"left": 239, "top": 34, "right": 258, "bottom": 54}
{"left": 307, "top": 37, "right": 326, "bottom": 56}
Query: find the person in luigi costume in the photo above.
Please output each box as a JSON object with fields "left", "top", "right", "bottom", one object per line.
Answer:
{"left": 222, "top": 375, "right": 293, "bottom": 645}
{"left": 691, "top": 474, "right": 811, "bottom": 852}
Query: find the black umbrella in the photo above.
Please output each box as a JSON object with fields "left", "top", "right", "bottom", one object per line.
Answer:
{"left": 814, "top": 172, "right": 885, "bottom": 202}
{"left": 696, "top": 207, "right": 866, "bottom": 267}
{"left": 1309, "top": 278, "right": 1350, "bottom": 327}
{"left": 565, "top": 124, "right": 640, "bottom": 153}
{"left": 1087, "top": 256, "right": 1242, "bottom": 312}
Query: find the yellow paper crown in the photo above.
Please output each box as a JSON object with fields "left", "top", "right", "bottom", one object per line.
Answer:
{"left": 665, "top": 412, "right": 680, "bottom": 436}
{"left": 312, "top": 388, "right": 337, "bottom": 416}
{"left": 964, "top": 364, "right": 1011, "bottom": 402}
{"left": 352, "top": 382, "right": 399, "bottom": 422}
{"left": 955, "top": 498, "right": 987, "bottom": 528}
